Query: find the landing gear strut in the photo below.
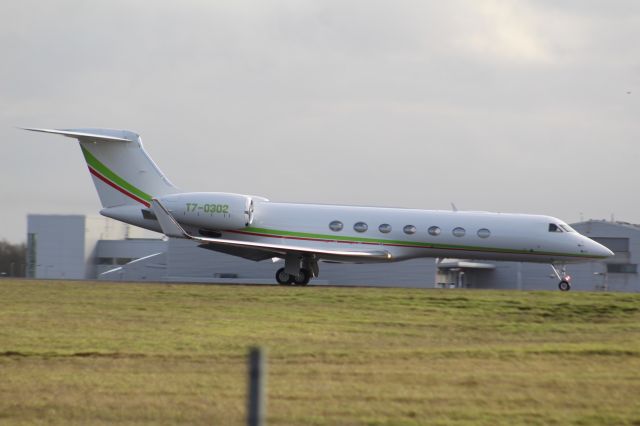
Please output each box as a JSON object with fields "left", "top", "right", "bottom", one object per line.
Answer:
{"left": 275, "top": 254, "right": 318, "bottom": 286}
{"left": 550, "top": 264, "right": 572, "bottom": 291}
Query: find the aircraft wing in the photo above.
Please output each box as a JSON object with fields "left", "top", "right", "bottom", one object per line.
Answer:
{"left": 151, "top": 199, "right": 392, "bottom": 262}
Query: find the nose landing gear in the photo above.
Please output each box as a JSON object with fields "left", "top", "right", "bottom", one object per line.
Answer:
{"left": 551, "top": 264, "right": 572, "bottom": 291}
{"left": 558, "top": 279, "right": 571, "bottom": 291}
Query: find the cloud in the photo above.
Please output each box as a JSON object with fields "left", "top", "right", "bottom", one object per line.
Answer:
{"left": 453, "top": 1, "right": 553, "bottom": 64}
{"left": 1, "top": 1, "right": 639, "bottom": 243}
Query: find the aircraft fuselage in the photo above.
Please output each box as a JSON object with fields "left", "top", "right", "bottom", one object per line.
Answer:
{"left": 104, "top": 193, "right": 612, "bottom": 265}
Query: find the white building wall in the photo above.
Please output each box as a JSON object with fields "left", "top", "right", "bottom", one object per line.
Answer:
{"left": 163, "top": 239, "right": 436, "bottom": 286}
{"left": 471, "top": 262, "right": 564, "bottom": 291}
{"left": 100, "top": 253, "right": 168, "bottom": 282}
{"left": 318, "top": 259, "right": 435, "bottom": 287}
{"left": 84, "top": 216, "right": 129, "bottom": 278}
{"left": 27, "top": 215, "right": 86, "bottom": 279}
{"left": 84, "top": 215, "right": 162, "bottom": 278}
{"left": 27, "top": 214, "right": 163, "bottom": 279}
{"left": 572, "top": 221, "right": 640, "bottom": 292}
{"left": 95, "top": 239, "right": 167, "bottom": 276}
{"left": 166, "top": 239, "right": 278, "bottom": 280}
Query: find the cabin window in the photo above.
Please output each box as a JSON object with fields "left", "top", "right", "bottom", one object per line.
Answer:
{"left": 477, "top": 228, "right": 491, "bottom": 238}
{"left": 403, "top": 225, "right": 416, "bottom": 235}
{"left": 378, "top": 224, "right": 392, "bottom": 233}
{"left": 354, "top": 222, "right": 368, "bottom": 233}
{"left": 428, "top": 226, "right": 441, "bottom": 236}
{"left": 329, "top": 220, "right": 343, "bottom": 232}
{"left": 452, "top": 227, "right": 466, "bottom": 237}
{"left": 548, "top": 223, "right": 563, "bottom": 233}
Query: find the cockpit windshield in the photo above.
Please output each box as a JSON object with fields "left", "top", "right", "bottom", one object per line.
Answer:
{"left": 548, "top": 223, "right": 575, "bottom": 233}
{"left": 559, "top": 224, "right": 575, "bottom": 232}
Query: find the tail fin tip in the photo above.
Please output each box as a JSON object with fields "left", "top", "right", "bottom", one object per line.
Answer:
{"left": 21, "top": 127, "right": 134, "bottom": 143}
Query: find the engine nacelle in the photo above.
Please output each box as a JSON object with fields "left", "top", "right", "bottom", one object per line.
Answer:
{"left": 158, "top": 192, "right": 254, "bottom": 230}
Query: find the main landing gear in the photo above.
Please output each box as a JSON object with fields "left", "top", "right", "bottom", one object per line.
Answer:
{"left": 550, "top": 264, "right": 572, "bottom": 291}
{"left": 276, "top": 267, "right": 311, "bottom": 285}
{"left": 275, "top": 253, "right": 318, "bottom": 286}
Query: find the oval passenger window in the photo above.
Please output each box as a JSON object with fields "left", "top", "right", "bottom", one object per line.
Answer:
{"left": 354, "top": 222, "right": 368, "bottom": 233}
{"left": 452, "top": 227, "right": 466, "bottom": 237}
{"left": 403, "top": 225, "right": 416, "bottom": 235}
{"left": 378, "top": 224, "right": 392, "bottom": 233}
{"left": 477, "top": 228, "right": 491, "bottom": 238}
{"left": 329, "top": 220, "right": 343, "bottom": 232}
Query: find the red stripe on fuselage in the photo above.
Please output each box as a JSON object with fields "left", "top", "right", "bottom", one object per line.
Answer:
{"left": 88, "top": 166, "right": 150, "bottom": 207}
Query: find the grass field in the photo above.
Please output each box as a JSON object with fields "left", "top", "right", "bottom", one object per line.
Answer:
{"left": 0, "top": 279, "right": 639, "bottom": 425}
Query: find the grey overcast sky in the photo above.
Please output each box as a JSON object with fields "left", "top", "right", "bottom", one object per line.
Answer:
{"left": 1, "top": 0, "right": 639, "bottom": 243}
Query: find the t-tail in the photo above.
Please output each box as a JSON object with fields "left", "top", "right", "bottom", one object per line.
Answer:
{"left": 23, "top": 127, "right": 179, "bottom": 232}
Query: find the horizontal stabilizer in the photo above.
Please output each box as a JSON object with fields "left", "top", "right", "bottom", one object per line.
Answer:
{"left": 21, "top": 127, "right": 132, "bottom": 142}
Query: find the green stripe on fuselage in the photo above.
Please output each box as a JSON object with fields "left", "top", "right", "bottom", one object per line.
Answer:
{"left": 242, "top": 227, "right": 602, "bottom": 259}
{"left": 80, "top": 146, "right": 152, "bottom": 202}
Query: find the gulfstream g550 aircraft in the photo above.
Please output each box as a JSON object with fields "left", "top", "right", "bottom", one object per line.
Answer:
{"left": 24, "top": 127, "right": 613, "bottom": 290}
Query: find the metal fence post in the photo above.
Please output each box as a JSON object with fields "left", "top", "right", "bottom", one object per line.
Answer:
{"left": 247, "top": 347, "right": 266, "bottom": 426}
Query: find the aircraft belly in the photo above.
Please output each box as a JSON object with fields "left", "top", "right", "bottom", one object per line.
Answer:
{"left": 426, "top": 248, "right": 573, "bottom": 264}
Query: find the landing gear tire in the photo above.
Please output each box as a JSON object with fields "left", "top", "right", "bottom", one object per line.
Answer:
{"left": 558, "top": 280, "right": 571, "bottom": 291}
{"left": 276, "top": 268, "right": 292, "bottom": 285}
{"left": 292, "top": 269, "right": 311, "bottom": 286}
{"left": 551, "top": 264, "right": 572, "bottom": 292}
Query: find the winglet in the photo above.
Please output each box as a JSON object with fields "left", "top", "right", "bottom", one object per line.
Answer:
{"left": 151, "top": 199, "right": 189, "bottom": 238}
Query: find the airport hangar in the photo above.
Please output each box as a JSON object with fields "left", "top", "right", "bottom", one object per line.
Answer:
{"left": 25, "top": 214, "right": 640, "bottom": 292}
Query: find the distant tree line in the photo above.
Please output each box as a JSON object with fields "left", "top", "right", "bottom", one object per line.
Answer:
{"left": 0, "top": 240, "right": 26, "bottom": 277}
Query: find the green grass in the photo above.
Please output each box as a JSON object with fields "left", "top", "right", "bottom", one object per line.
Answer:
{"left": 1, "top": 280, "right": 639, "bottom": 425}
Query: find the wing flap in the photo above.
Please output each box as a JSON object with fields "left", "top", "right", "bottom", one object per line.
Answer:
{"left": 197, "top": 243, "right": 277, "bottom": 261}
{"left": 151, "top": 199, "right": 392, "bottom": 261}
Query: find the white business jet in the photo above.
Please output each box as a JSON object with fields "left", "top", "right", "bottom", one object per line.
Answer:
{"left": 23, "top": 128, "right": 613, "bottom": 290}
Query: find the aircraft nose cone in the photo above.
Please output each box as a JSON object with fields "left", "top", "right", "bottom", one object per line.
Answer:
{"left": 590, "top": 239, "right": 614, "bottom": 258}
{"left": 601, "top": 245, "right": 614, "bottom": 258}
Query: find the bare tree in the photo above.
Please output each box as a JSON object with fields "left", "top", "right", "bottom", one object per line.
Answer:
{"left": 0, "top": 240, "right": 26, "bottom": 277}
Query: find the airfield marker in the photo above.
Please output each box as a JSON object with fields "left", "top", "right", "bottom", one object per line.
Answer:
{"left": 247, "top": 347, "right": 266, "bottom": 426}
